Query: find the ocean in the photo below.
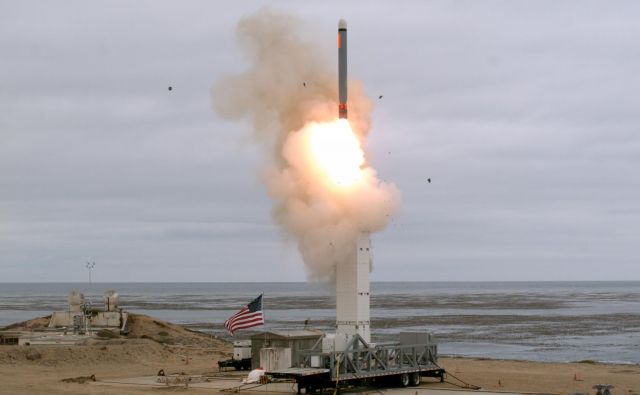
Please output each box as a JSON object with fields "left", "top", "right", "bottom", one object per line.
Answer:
{"left": 1, "top": 282, "right": 638, "bottom": 364}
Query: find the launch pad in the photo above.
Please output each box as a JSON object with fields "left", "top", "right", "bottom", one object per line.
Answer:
{"left": 235, "top": 18, "right": 442, "bottom": 392}
{"left": 265, "top": 230, "right": 442, "bottom": 391}
{"left": 269, "top": 333, "right": 442, "bottom": 393}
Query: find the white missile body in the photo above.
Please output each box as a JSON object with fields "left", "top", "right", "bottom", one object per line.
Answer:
{"left": 333, "top": 20, "right": 372, "bottom": 349}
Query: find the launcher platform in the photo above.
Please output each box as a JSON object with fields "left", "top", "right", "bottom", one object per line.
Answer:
{"left": 267, "top": 334, "right": 444, "bottom": 393}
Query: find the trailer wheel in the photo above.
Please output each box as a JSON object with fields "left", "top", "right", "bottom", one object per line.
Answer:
{"left": 409, "top": 372, "right": 421, "bottom": 386}
{"left": 399, "top": 373, "right": 410, "bottom": 387}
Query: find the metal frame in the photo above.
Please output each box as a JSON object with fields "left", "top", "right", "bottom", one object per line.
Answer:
{"left": 268, "top": 335, "right": 444, "bottom": 393}
{"left": 298, "top": 334, "right": 440, "bottom": 381}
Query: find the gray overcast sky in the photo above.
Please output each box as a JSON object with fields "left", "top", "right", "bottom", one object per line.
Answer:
{"left": 1, "top": 1, "right": 639, "bottom": 282}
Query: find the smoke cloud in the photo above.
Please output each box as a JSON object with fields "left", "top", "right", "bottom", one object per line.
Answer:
{"left": 212, "top": 10, "right": 400, "bottom": 280}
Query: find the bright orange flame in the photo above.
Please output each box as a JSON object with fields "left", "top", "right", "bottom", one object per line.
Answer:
{"left": 307, "top": 119, "right": 364, "bottom": 187}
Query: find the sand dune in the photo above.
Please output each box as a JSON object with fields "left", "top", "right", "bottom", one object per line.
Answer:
{"left": 1, "top": 314, "right": 638, "bottom": 394}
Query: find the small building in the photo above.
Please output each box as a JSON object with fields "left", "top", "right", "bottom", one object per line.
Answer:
{"left": 0, "top": 331, "right": 20, "bottom": 345}
{"left": 2, "top": 289, "right": 130, "bottom": 347}
{"left": 0, "top": 330, "right": 88, "bottom": 346}
{"left": 48, "top": 290, "right": 128, "bottom": 334}
{"left": 250, "top": 330, "right": 323, "bottom": 369}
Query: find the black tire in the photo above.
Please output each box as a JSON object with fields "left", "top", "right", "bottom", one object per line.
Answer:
{"left": 409, "top": 372, "right": 421, "bottom": 386}
{"left": 399, "top": 373, "right": 410, "bottom": 387}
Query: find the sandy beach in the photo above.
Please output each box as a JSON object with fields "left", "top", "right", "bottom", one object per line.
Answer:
{"left": 1, "top": 348, "right": 639, "bottom": 394}
{"left": 1, "top": 313, "right": 638, "bottom": 395}
{"left": 4, "top": 2, "right": 639, "bottom": 393}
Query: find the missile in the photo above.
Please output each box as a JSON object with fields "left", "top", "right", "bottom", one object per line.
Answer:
{"left": 338, "top": 19, "right": 347, "bottom": 119}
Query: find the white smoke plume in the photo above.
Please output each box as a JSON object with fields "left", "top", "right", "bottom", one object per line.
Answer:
{"left": 212, "top": 10, "right": 400, "bottom": 280}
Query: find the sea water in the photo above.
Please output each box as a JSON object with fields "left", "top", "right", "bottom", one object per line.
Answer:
{"left": 0, "top": 281, "right": 638, "bottom": 364}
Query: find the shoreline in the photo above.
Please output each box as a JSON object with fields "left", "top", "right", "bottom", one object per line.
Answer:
{"left": 1, "top": 314, "right": 639, "bottom": 394}
{"left": 3, "top": 282, "right": 638, "bottom": 366}
{"left": 3, "top": 315, "right": 639, "bottom": 367}
{"left": 441, "top": 354, "right": 640, "bottom": 366}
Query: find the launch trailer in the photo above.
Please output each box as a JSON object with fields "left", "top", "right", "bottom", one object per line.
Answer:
{"left": 262, "top": 20, "right": 447, "bottom": 393}
{"left": 267, "top": 333, "right": 444, "bottom": 394}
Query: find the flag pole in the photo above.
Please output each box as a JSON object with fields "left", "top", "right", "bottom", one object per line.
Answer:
{"left": 262, "top": 292, "right": 267, "bottom": 353}
{"left": 261, "top": 292, "right": 265, "bottom": 329}
{"left": 262, "top": 292, "right": 267, "bottom": 386}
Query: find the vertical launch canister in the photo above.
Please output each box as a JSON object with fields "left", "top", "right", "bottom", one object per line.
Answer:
{"left": 336, "top": 232, "right": 372, "bottom": 345}
{"left": 338, "top": 19, "right": 348, "bottom": 119}
{"left": 335, "top": 20, "right": 372, "bottom": 348}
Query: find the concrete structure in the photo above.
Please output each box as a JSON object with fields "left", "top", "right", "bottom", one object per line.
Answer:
{"left": 336, "top": 232, "right": 372, "bottom": 345}
{"left": 68, "top": 290, "right": 85, "bottom": 313}
{"left": 17, "top": 333, "right": 89, "bottom": 345}
{"left": 103, "top": 290, "right": 119, "bottom": 312}
{"left": 48, "top": 290, "right": 128, "bottom": 334}
{"left": 0, "top": 330, "right": 90, "bottom": 346}
{"left": 250, "top": 330, "right": 323, "bottom": 369}
{"left": 1, "top": 289, "right": 129, "bottom": 347}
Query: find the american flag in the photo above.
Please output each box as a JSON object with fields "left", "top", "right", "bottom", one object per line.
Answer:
{"left": 224, "top": 294, "right": 264, "bottom": 335}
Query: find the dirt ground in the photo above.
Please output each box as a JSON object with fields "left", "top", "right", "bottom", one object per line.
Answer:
{"left": 0, "top": 313, "right": 231, "bottom": 394}
{"left": 438, "top": 357, "right": 640, "bottom": 394}
{"left": 1, "top": 314, "right": 638, "bottom": 395}
{"left": 2, "top": 348, "right": 638, "bottom": 395}
{"left": 0, "top": 339, "right": 226, "bottom": 394}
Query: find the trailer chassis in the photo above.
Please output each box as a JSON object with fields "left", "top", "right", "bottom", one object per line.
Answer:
{"left": 268, "top": 334, "right": 444, "bottom": 393}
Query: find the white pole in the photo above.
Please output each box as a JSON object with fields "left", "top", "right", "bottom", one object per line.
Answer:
{"left": 86, "top": 261, "right": 95, "bottom": 285}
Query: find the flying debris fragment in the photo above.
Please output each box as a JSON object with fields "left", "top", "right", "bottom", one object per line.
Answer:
{"left": 168, "top": 86, "right": 173, "bottom": 91}
{"left": 303, "top": 82, "right": 306, "bottom": 87}
{"left": 427, "top": 178, "right": 431, "bottom": 183}
{"left": 378, "top": 95, "right": 383, "bottom": 99}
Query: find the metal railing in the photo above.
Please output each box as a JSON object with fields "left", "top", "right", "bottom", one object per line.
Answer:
{"left": 299, "top": 334, "right": 438, "bottom": 378}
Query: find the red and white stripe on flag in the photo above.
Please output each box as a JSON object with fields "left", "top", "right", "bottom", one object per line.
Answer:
{"left": 224, "top": 294, "right": 264, "bottom": 335}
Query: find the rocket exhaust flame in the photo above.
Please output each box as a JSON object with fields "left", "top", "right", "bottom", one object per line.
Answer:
{"left": 212, "top": 11, "right": 400, "bottom": 280}
{"left": 307, "top": 119, "right": 364, "bottom": 188}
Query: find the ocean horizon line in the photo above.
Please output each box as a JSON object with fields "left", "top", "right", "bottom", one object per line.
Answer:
{"left": 1, "top": 280, "right": 638, "bottom": 284}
